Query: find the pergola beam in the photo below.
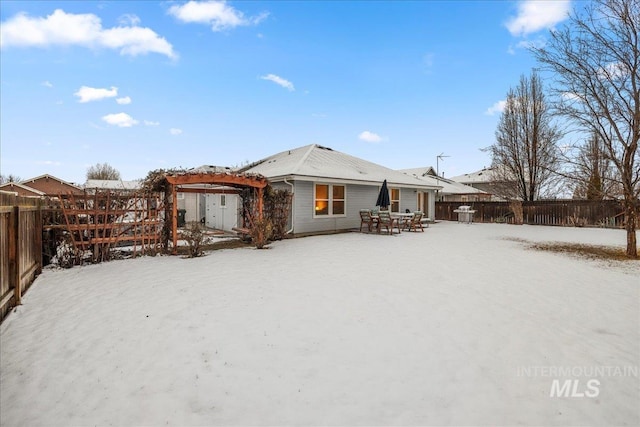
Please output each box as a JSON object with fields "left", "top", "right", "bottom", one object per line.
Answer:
{"left": 166, "top": 173, "right": 267, "bottom": 188}
{"left": 174, "top": 187, "right": 241, "bottom": 195}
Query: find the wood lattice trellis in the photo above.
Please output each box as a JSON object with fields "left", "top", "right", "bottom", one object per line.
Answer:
{"left": 56, "top": 189, "right": 164, "bottom": 263}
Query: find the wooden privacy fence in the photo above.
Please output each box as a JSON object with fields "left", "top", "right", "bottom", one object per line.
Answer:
{"left": 1, "top": 192, "right": 43, "bottom": 322}
{"left": 436, "top": 200, "right": 629, "bottom": 228}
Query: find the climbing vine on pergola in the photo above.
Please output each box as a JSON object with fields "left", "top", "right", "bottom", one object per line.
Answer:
{"left": 163, "top": 171, "right": 268, "bottom": 253}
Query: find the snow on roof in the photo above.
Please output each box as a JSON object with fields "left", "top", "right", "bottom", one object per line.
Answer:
{"left": 189, "top": 165, "right": 234, "bottom": 174}
{"left": 241, "top": 144, "right": 442, "bottom": 189}
{"left": 449, "top": 167, "right": 499, "bottom": 184}
{"left": 84, "top": 179, "right": 142, "bottom": 190}
{"left": 399, "top": 167, "right": 488, "bottom": 195}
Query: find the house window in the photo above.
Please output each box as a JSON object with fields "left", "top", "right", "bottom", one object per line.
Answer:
{"left": 177, "top": 192, "right": 185, "bottom": 200}
{"left": 390, "top": 188, "right": 400, "bottom": 213}
{"left": 314, "top": 184, "right": 346, "bottom": 216}
{"left": 220, "top": 194, "right": 226, "bottom": 207}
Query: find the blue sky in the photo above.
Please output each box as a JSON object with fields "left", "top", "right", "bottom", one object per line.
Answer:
{"left": 0, "top": 0, "right": 572, "bottom": 184}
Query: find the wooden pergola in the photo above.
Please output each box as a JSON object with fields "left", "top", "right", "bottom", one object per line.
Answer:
{"left": 165, "top": 172, "right": 268, "bottom": 253}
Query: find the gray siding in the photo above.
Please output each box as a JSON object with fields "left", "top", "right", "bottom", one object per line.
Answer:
{"left": 289, "top": 180, "right": 428, "bottom": 234}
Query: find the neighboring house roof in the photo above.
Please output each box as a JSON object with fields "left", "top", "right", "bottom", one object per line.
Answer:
{"left": 449, "top": 167, "right": 501, "bottom": 184}
{"left": 400, "top": 166, "right": 488, "bottom": 195}
{"left": 19, "top": 174, "right": 83, "bottom": 195}
{"left": 84, "top": 179, "right": 142, "bottom": 190}
{"left": 0, "top": 182, "right": 46, "bottom": 197}
{"left": 240, "top": 144, "right": 442, "bottom": 190}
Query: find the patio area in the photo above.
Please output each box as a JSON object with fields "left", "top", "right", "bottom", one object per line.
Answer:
{"left": 1, "top": 222, "right": 638, "bottom": 426}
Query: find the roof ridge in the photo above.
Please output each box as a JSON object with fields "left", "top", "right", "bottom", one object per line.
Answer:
{"left": 290, "top": 144, "right": 318, "bottom": 175}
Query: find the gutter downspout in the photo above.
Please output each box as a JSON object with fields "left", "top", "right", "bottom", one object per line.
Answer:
{"left": 283, "top": 178, "right": 294, "bottom": 234}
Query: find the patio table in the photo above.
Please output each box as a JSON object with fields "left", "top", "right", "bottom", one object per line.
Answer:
{"left": 371, "top": 212, "right": 404, "bottom": 234}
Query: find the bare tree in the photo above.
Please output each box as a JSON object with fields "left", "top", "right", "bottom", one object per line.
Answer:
{"left": 570, "top": 132, "right": 619, "bottom": 200}
{"left": 0, "top": 174, "right": 22, "bottom": 184}
{"left": 86, "top": 163, "right": 121, "bottom": 180}
{"left": 485, "top": 71, "right": 562, "bottom": 201}
{"left": 532, "top": 0, "right": 639, "bottom": 257}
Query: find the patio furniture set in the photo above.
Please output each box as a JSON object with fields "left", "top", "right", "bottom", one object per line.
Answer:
{"left": 359, "top": 209, "right": 426, "bottom": 235}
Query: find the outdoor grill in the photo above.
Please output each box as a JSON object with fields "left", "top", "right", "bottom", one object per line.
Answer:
{"left": 453, "top": 205, "right": 476, "bottom": 224}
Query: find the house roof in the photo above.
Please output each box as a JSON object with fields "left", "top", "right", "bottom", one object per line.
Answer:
{"left": 84, "top": 179, "right": 142, "bottom": 190}
{"left": 449, "top": 167, "right": 500, "bottom": 184}
{"left": 20, "top": 174, "right": 82, "bottom": 189}
{"left": 0, "top": 182, "right": 46, "bottom": 196}
{"left": 400, "top": 166, "right": 488, "bottom": 195}
{"left": 240, "top": 144, "right": 442, "bottom": 190}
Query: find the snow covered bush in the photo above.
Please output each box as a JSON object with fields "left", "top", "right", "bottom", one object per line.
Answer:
{"left": 182, "top": 221, "right": 204, "bottom": 258}
{"left": 52, "top": 235, "right": 75, "bottom": 268}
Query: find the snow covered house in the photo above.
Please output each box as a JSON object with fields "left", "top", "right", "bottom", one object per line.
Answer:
{"left": 400, "top": 166, "right": 491, "bottom": 202}
{"left": 239, "top": 144, "right": 442, "bottom": 235}
{"left": 450, "top": 167, "right": 519, "bottom": 201}
{"left": 84, "top": 179, "right": 142, "bottom": 192}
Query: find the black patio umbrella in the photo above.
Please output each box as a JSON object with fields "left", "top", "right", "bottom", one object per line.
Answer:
{"left": 376, "top": 179, "right": 391, "bottom": 210}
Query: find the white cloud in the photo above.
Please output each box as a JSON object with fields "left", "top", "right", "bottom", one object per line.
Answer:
{"left": 102, "top": 112, "right": 138, "bottom": 127}
{"left": 75, "top": 85, "right": 118, "bottom": 103}
{"left": 260, "top": 74, "right": 294, "bottom": 91}
{"left": 514, "top": 36, "right": 547, "bottom": 51}
{"left": 0, "top": 9, "right": 177, "bottom": 59}
{"left": 170, "top": 128, "right": 183, "bottom": 135}
{"left": 506, "top": 0, "right": 571, "bottom": 37}
{"left": 36, "top": 160, "right": 61, "bottom": 166}
{"left": 144, "top": 120, "right": 160, "bottom": 126}
{"left": 116, "top": 96, "right": 131, "bottom": 105}
{"left": 485, "top": 100, "right": 506, "bottom": 116}
{"left": 358, "top": 131, "right": 382, "bottom": 143}
{"left": 168, "top": 1, "right": 268, "bottom": 31}
{"left": 561, "top": 91, "right": 583, "bottom": 102}
{"left": 42, "top": 80, "right": 53, "bottom": 88}
{"left": 118, "top": 14, "right": 141, "bottom": 27}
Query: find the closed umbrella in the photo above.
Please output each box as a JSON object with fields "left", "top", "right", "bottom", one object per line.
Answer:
{"left": 376, "top": 179, "right": 391, "bottom": 210}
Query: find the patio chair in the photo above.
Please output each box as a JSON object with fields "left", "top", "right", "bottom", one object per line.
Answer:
{"left": 359, "top": 209, "right": 377, "bottom": 232}
{"left": 377, "top": 211, "right": 400, "bottom": 235}
{"left": 403, "top": 211, "right": 424, "bottom": 232}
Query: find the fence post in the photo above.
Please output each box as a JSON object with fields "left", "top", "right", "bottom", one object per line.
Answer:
{"left": 36, "top": 201, "right": 43, "bottom": 274}
{"left": 11, "top": 206, "right": 21, "bottom": 306}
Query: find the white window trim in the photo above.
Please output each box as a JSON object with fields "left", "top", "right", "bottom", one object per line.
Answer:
{"left": 176, "top": 192, "right": 185, "bottom": 200}
{"left": 220, "top": 194, "right": 227, "bottom": 208}
{"left": 313, "top": 183, "right": 347, "bottom": 218}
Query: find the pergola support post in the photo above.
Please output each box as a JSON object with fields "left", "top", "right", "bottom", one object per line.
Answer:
{"left": 172, "top": 184, "right": 178, "bottom": 255}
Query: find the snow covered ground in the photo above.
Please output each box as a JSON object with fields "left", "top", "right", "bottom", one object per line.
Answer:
{"left": 1, "top": 221, "right": 638, "bottom": 426}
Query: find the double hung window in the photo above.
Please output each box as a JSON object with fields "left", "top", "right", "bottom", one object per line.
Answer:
{"left": 314, "top": 184, "right": 346, "bottom": 216}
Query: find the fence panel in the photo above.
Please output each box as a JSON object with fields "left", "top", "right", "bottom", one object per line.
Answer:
{"left": 436, "top": 200, "right": 628, "bottom": 228}
{"left": 0, "top": 193, "right": 42, "bottom": 322}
